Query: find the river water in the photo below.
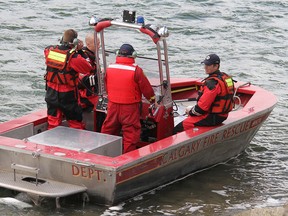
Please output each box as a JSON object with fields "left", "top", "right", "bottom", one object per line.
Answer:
{"left": 0, "top": 0, "right": 287, "bottom": 215}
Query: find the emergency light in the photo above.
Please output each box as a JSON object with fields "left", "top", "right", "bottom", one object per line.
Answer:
{"left": 122, "top": 10, "right": 136, "bottom": 23}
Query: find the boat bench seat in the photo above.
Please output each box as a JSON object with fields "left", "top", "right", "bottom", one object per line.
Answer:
{"left": 27, "top": 126, "right": 123, "bottom": 157}
{"left": 0, "top": 109, "right": 47, "bottom": 140}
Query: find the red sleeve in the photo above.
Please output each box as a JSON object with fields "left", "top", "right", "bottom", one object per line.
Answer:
{"left": 135, "top": 66, "right": 155, "bottom": 102}
{"left": 69, "top": 54, "right": 93, "bottom": 75}
{"left": 197, "top": 84, "right": 221, "bottom": 112}
{"left": 44, "top": 49, "right": 49, "bottom": 58}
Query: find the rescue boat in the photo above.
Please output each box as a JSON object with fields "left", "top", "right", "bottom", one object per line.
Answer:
{"left": 0, "top": 12, "right": 277, "bottom": 207}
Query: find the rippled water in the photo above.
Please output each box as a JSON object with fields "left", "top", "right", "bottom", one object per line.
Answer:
{"left": 0, "top": 0, "right": 287, "bottom": 215}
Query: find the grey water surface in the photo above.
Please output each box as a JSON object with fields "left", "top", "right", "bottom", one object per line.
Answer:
{"left": 0, "top": 0, "right": 287, "bottom": 215}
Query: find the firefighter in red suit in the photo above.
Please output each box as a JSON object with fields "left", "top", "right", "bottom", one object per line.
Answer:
{"left": 173, "top": 54, "right": 235, "bottom": 134}
{"left": 101, "top": 44, "right": 155, "bottom": 153}
{"left": 44, "top": 29, "right": 93, "bottom": 130}
{"left": 78, "top": 32, "right": 99, "bottom": 112}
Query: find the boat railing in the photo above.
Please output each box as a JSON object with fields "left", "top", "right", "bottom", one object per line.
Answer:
{"left": 89, "top": 13, "right": 172, "bottom": 109}
{"left": 233, "top": 82, "right": 251, "bottom": 111}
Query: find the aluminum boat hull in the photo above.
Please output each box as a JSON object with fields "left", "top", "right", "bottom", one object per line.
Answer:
{"left": 0, "top": 79, "right": 277, "bottom": 205}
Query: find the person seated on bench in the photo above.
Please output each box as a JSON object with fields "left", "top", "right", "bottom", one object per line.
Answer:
{"left": 173, "top": 54, "right": 235, "bottom": 134}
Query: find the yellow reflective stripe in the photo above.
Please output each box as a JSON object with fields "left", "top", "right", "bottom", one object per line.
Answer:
{"left": 48, "top": 51, "right": 67, "bottom": 62}
{"left": 225, "top": 78, "right": 233, "bottom": 87}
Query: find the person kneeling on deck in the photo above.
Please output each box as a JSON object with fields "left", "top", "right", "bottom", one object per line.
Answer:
{"left": 173, "top": 54, "right": 235, "bottom": 134}
{"left": 101, "top": 44, "right": 155, "bottom": 153}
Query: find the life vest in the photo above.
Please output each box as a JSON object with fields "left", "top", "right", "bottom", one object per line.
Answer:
{"left": 200, "top": 72, "right": 235, "bottom": 114}
{"left": 44, "top": 45, "right": 77, "bottom": 86}
{"left": 106, "top": 63, "right": 141, "bottom": 104}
